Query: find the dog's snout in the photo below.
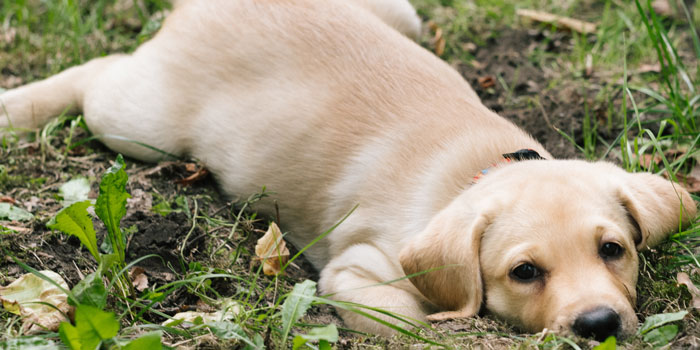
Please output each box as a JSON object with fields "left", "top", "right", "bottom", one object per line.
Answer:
{"left": 572, "top": 307, "right": 621, "bottom": 341}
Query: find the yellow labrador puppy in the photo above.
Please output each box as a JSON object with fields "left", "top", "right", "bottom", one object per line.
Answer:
{"left": 1, "top": 0, "right": 695, "bottom": 341}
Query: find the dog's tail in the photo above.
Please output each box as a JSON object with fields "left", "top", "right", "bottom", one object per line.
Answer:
{"left": 0, "top": 55, "right": 122, "bottom": 133}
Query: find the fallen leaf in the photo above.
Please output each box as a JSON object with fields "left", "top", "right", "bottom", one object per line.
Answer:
{"left": 637, "top": 153, "right": 663, "bottom": 169}
{"left": 677, "top": 272, "right": 700, "bottom": 309}
{"left": 428, "top": 21, "right": 446, "bottom": 56}
{"left": 175, "top": 167, "right": 209, "bottom": 186}
{"left": 0, "top": 271, "right": 72, "bottom": 334}
{"left": 0, "top": 203, "right": 33, "bottom": 221}
{"left": 185, "top": 163, "right": 197, "bottom": 172}
{"left": 162, "top": 300, "right": 241, "bottom": 327}
{"left": 255, "top": 222, "right": 290, "bottom": 276}
{"left": 130, "top": 267, "right": 149, "bottom": 292}
{"left": 676, "top": 165, "right": 700, "bottom": 193}
{"left": 59, "top": 178, "right": 91, "bottom": 207}
{"left": 517, "top": 9, "right": 597, "bottom": 34}
{"left": 478, "top": 75, "right": 496, "bottom": 89}
{"left": 152, "top": 271, "right": 176, "bottom": 282}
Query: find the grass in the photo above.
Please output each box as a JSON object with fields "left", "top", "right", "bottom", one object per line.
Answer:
{"left": 1, "top": 0, "right": 700, "bottom": 349}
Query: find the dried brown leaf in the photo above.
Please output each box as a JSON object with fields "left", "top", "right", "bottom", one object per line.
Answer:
{"left": 478, "top": 75, "right": 496, "bottom": 89}
{"left": 676, "top": 165, "right": 700, "bottom": 193}
{"left": 130, "top": 266, "right": 149, "bottom": 292}
{"left": 429, "top": 22, "right": 446, "bottom": 56}
{"left": 255, "top": 222, "right": 290, "bottom": 276}
{"left": 677, "top": 272, "right": 700, "bottom": 309}
{"left": 435, "top": 36, "right": 446, "bottom": 56}
{"left": 0, "top": 271, "right": 72, "bottom": 334}
{"left": 637, "top": 153, "right": 663, "bottom": 169}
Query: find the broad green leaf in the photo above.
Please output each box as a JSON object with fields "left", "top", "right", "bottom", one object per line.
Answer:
{"left": 74, "top": 304, "right": 120, "bottom": 350}
{"left": 95, "top": 154, "right": 131, "bottom": 261}
{"left": 0, "top": 336, "right": 59, "bottom": 350}
{"left": 593, "top": 336, "right": 616, "bottom": 350}
{"left": 281, "top": 280, "right": 317, "bottom": 346}
{"left": 123, "top": 331, "right": 163, "bottom": 350}
{"left": 643, "top": 324, "right": 679, "bottom": 348}
{"left": 0, "top": 271, "right": 71, "bottom": 333}
{"left": 59, "top": 322, "right": 81, "bottom": 350}
{"left": 59, "top": 178, "right": 91, "bottom": 207}
{"left": 70, "top": 271, "right": 106, "bottom": 309}
{"left": 293, "top": 336, "right": 307, "bottom": 350}
{"left": 638, "top": 311, "right": 687, "bottom": 335}
{"left": 0, "top": 203, "right": 33, "bottom": 221}
{"left": 48, "top": 201, "right": 100, "bottom": 262}
{"left": 293, "top": 324, "right": 338, "bottom": 350}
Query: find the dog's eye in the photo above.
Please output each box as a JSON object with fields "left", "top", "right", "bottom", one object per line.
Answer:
{"left": 510, "top": 263, "right": 540, "bottom": 282}
{"left": 600, "top": 242, "right": 623, "bottom": 259}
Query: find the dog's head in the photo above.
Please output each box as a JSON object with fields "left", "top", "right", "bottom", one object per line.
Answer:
{"left": 400, "top": 160, "right": 696, "bottom": 340}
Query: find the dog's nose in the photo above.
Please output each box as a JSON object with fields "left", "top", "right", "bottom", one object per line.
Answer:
{"left": 571, "top": 307, "right": 621, "bottom": 341}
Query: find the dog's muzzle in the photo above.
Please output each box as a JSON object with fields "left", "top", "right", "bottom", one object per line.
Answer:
{"left": 571, "top": 306, "right": 621, "bottom": 341}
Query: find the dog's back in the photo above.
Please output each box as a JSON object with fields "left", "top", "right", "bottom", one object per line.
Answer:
{"left": 0, "top": 0, "right": 538, "bottom": 267}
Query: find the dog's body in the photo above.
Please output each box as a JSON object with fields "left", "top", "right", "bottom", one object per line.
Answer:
{"left": 1, "top": 0, "right": 695, "bottom": 340}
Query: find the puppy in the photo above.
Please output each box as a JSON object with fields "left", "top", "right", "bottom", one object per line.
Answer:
{"left": 1, "top": 0, "right": 695, "bottom": 340}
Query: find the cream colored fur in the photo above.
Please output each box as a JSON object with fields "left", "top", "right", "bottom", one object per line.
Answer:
{"left": 0, "top": 0, "right": 695, "bottom": 338}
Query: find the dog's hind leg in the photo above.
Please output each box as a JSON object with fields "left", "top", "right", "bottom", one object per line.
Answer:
{"left": 0, "top": 54, "right": 125, "bottom": 133}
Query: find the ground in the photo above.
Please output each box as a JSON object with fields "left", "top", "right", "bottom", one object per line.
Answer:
{"left": 1, "top": 0, "right": 699, "bottom": 349}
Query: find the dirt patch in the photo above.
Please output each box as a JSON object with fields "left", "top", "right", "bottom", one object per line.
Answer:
{"left": 460, "top": 29, "right": 582, "bottom": 159}
{"left": 453, "top": 28, "right": 631, "bottom": 161}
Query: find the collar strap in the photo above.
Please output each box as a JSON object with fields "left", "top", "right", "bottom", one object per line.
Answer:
{"left": 473, "top": 149, "right": 546, "bottom": 183}
{"left": 503, "top": 149, "right": 546, "bottom": 161}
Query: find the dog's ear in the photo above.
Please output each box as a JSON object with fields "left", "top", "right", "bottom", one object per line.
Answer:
{"left": 618, "top": 172, "right": 696, "bottom": 250}
{"left": 399, "top": 202, "right": 489, "bottom": 320}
